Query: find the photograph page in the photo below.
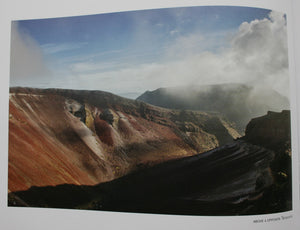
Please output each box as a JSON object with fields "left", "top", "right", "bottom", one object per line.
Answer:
{"left": 1, "top": 0, "right": 299, "bottom": 229}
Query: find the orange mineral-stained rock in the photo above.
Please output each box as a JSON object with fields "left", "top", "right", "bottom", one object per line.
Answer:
{"left": 8, "top": 88, "right": 240, "bottom": 192}
{"left": 8, "top": 93, "right": 112, "bottom": 192}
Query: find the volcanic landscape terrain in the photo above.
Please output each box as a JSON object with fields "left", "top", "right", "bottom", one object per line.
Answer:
{"left": 8, "top": 86, "right": 292, "bottom": 215}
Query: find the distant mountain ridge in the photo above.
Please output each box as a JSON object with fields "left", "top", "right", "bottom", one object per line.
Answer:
{"left": 137, "top": 83, "right": 289, "bottom": 132}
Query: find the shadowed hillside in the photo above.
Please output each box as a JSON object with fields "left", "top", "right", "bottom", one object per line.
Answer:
{"left": 8, "top": 140, "right": 274, "bottom": 215}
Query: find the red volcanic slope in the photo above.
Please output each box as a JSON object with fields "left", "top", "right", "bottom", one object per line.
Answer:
{"left": 9, "top": 94, "right": 111, "bottom": 192}
{"left": 94, "top": 117, "right": 114, "bottom": 146}
{"left": 8, "top": 88, "right": 239, "bottom": 192}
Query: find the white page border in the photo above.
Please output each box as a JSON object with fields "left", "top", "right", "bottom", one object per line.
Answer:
{"left": 1, "top": 1, "right": 299, "bottom": 229}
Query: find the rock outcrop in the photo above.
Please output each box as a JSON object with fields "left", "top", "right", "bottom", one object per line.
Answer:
{"left": 99, "top": 109, "right": 116, "bottom": 126}
{"left": 66, "top": 99, "right": 86, "bottom": 123}
{"left": 243, "top": 110, "right": 292, "bottom": 212}
{"left": 244, "top": 110, "right": 291, "bottom": 150}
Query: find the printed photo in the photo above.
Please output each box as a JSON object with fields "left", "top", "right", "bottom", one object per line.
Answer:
{"left": 8, "top": 5, "right": 292, "bottom": 215}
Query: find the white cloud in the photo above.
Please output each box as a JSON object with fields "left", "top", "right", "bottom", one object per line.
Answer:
{"left": 69, "top": 61, "right": 121, "bottom": 73}
{"left": 41, "top": 42, "right": 87, "bottom": 54}
{"left": 11, "top": 10, "right": 289, "bottom": 101}
{"left": 10, "top": 22, "right": 51, "bottom": 86}
{"left": 68, "top": 11, "right": 289, "bottom": 99}
{"left": 170, "top": 30, "right": 179, "bottom": 36}
{"left": 229, "top": 11, "right": 288, "bottom": 96}
{"left": 69, "top": 12, "right": 289, "bottom": 99}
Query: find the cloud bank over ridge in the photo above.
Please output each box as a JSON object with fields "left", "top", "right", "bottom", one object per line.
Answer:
{"left": 10, "top": 10, "right": 289, "bottom": 99}
{"left": 70, "top": 11, "right": 289, "bottom": 98}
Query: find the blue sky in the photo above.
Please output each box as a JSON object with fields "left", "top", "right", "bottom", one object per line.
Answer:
{"left": 10, "top": 6, "right": 289, "bottom": 99}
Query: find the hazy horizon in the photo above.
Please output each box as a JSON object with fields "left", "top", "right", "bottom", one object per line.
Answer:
{"left": 10, "top": 6, "right": 289, "bottom": 99}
